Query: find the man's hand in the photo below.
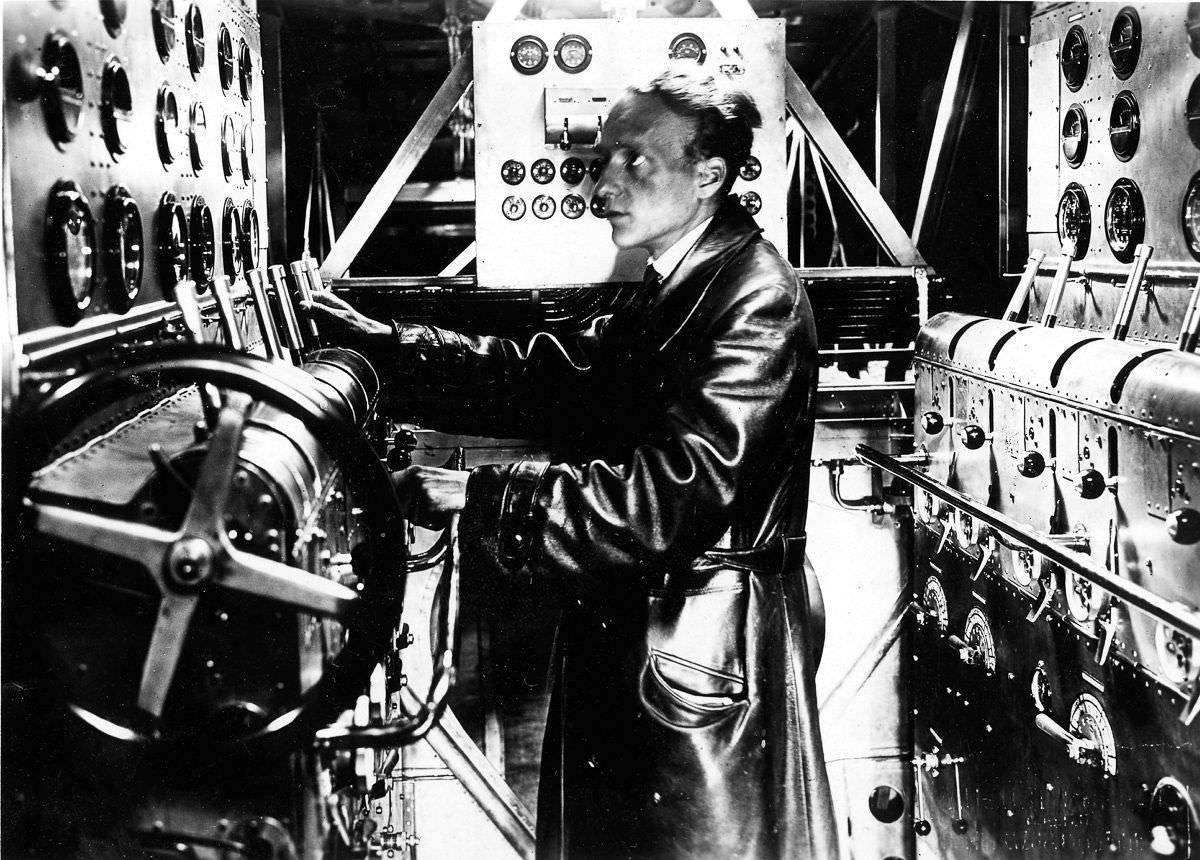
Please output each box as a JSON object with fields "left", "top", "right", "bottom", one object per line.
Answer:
{"left": 300, "top": 291, "right": 392, "bottom": 346}
{"left": 392, "top": 466, "right": 469, "bottom": 530}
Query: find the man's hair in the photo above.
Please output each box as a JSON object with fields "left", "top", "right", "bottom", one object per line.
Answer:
{"left": 629, "top": 69, "right": 762, "bottom": 195}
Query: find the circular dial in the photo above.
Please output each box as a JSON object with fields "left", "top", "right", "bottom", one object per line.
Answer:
{"left": 103, "top": 185, "right": 143, "bottom": 311}
{"left": 240, "top": 202, "right": 260, "bottom": 270}
{"left": 1108, "top": 7, "right": 1141, "bottom": 79}
{"left": 1155, "top": 623, "right": 1200, "bottom": 687}
{"left": 156, "top": 84, "right": 182, "bottom": 165}
{"left": 501, "top": 159, "right": 526, "bottom": 186}
{"left": 739, "top": 155, "right": 762, "bottom": 182}
{"left": 241, "top": 122, "right": 255, "bottom": 182}
{"left": 152, "top": 0, "right": 177, "bottom": 62}
{"left": 1030, "top": 663, "right": 1052, "bottom": 712}
{"left": 955, "top": 509, "right": 985, "bottom": 547}
{"left": 560, "top": 157, "right": 586, "bottom": 185}
{"left": 44, "top": 180, "right": 95, "bottom": 323}
{"left": 1061, "top": 25, "right": 1089, "bottom": 92}
{"left": 1104, "top": 178, "right": 1145, "bottom": 263}
{"left": 1061, "top": 104, "right": 1087, "bottom": 167}
{"left": 532, "top": 194, "right": 556, "bottom": 220}
{"left": 531, "top": 158, "right": 556, "bottom": 185}
{"left": 1108, "top": 91, "right": 1140, "bottom": 161}
{"left": 668, "top": 33, "right": 707, "bottom": 64}
{"left": 1184, "top": 173, "right": 1200, "bottom": 261}
{"left": 1057, "top": 183, "right": 1091, "bottom": 259}
{"left": 554, "top": 35, "right": 592, "bottom": 74}
{"left": 221, "top": 116, "right": 238, "bottom": 178}
{"left": 590, "top": 195, "right": 607, "bottom": 218}
{"left": 100, "top": 56, "right": 133, "bottom": 158}
{"left": 100, "top": 0, "right": 128, "bottom": 37}
{"left": 739, "top": 191, "right": 762, "bottom": 215}
{"left": 217, "top": 24, "right": 234, "bottom": 91}
{"left": 501, "top": 196, "right": 526, "bottom": 221}
{"left": 963, "top": 608, "right": 997, "bottom": 673}
{"left": 222, "top": 198, "right": 243, "bottom": 278}
{"left": 913, "top": 487, "right": 937, "bottom": 525}
{"left": 1188, "top": 76, "right": 1200, "bottom": 151}
{"left": 1191, "top": 5, "right": 1200, "bottom": 59}
{"left": 510, "top": 35, "right": 548, "bottom": 75}
{"left": 921, "top": 576, "right": 949, "bottom": 633}
{"left": 238, "top": 40, "right": 254, "bottom": 101}
{"left": 185, "top": 4, "right": 205, "bottom": 76}
{"left": 1007, "top": 547, "right": 1046, "bottom": 588}
{"left": 1064, "top": 568, "right": 1105, "bottom": 623}
{"left": 562, "top": 194, "right": 586, "bottom": 220}
{"left": 188, "top": 101, "right": 208, "bottom": 172}
{"left": 157, "top": 193, "right": 189, "bottom": 288}
{"left": 189, "top": 197, "right": 216, "bottom": 286}
{"left": 41, "top": 33, "right": 84, "bottom": 144}
{"left": 1068, "top": 693, "right": 1117, "bottom": 776}
{"left": 588, "top": 157, "right": 606, "bottom": 181}
{"left": 1149, "top": 778, "right": 1198, "bottom": 857}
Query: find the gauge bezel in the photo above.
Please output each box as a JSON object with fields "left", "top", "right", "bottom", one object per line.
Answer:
{"left": 156, "top": 84, "right": 182, "bottom": 165}
{"left": 41, "top": 33, "right": 84, "bottom": 145}
{"left": 217, "top": 24, "right": 235, "bottom": 91}
{"left": 185, "top": 3, "right": 205, "bottom": 77}
{"left": 1107, "top": 91, "right": 1140, "bottom": 162}
{"left": 1061, "top": 103, "right": 1088, "bottom": 168}
{"left": 189, "top": 196, "right": 216, "bottom": 287}
{"left": 560, "top": 157, "right": 586, "bottom": 186}
{"left": 240, "top": 202, "right": 260, "bottom": 270}
{"left": 1060, "top": 25, "right": 1089, "bottom": 92}
{"left": 530, "top": 158, "right": 556, "bottom": 185}
{"left": 1107, "top": 6, "right": 1141, "bottom": 80}
{"left": 100, "top": 56, "right": 132, "bottom": 158}
{"left": 221, "top": 116, "right": 238, "bottom": 178}
{"left": 554, "top": 34, "right": 593, "bottom": 74}
{"left": 1103, "top": 177, "right": 1145, "bottom": 263}
{"left": 103, "top": 185, "right": 143, "bottom": 312}
{"left": 501, "top": 159, "right": 526, "bottom": 186}
{"left": 1057, "top": 182, "right": 1092, "bottom": 259}
{"left": 188, "top": 101, "right": 208, "bottom": 172}
{"left": 562, "top": 194, "right": 586, "bottom": 220}
{"left": 501, "top": 196, "right": 527, "bottom": 221}
{"left": 100, "top": 0, "right": 128, "bottom": 37}
{"left": 238, "top": 40, "right": 254, "bottom": 101}
{"left": 1183, "top": 172, "right": 1200, "bottom": 261}
{"left": 739, "top": 155, "right": 762, "bottom": 182}
{"left": 152, "top": 0, "right": 177, "bottom": 62}
{"left": 510, "top": 35, "right": 549, "bottom": 75}
{"left": 739, "top": 191, "right": 762, "bottom": 216}
{"left": 532, "top": 194, "right": 557, "bottom": 220}
{"left": 668, "top": 32, "right": 707, "bottom": 64}
{"left": 241, "top": 122, "right": 255, "bottom": 182}
{"left": 157, "top": 192, "right": 190, "bottom": 288}
{"left": 222, "top": 198, "right": 243, "bottom": 278}
{"left": 44, "top": 179, "right": 96, "bottom": 323}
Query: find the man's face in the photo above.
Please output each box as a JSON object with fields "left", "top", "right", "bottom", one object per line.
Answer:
{"left": 593, "top": 94, "right": 714, "bottom": 259}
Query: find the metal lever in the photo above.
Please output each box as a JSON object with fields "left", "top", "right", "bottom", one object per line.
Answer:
{"left": 1041, "top": 239, "right": 1077, "bottom": 328}
{"left": 268, "top": 264, "right": 306, "bottom": 361}
{"left": 1034, "top": 712, "right": 1100, "bottom": 768}
{"left": 1094, "top": 606, "right": 1119, "bottom": 666}
{"left": 245, "top": 269, "right": 290, "bottom": 364}
{"left": 1178, "top": 274, "right": 1200, "bottom": 353}
{"left": 172, "top": 279, "right": 221, "bottom": 430}
{"left": 289, "top": 259, "right": 323, "bottom": 348}
{"left": 558, "top": 118, "right": 570, "bottom": 151}
{"left": 208, "top": 276, "right": 244, "bottom": 352}
{"left": 947, "top": 634, "right": 985, "bottom": 667}
{"left": 1109, "top": 244, "right": 1154, "bottom": 341}
{"left": 1003, "top": 249, "right": 1047, "bottom": 322}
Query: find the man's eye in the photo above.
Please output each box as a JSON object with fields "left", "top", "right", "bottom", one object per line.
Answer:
{"left": 630, "top": 154, "right": 646, "bottom": 168}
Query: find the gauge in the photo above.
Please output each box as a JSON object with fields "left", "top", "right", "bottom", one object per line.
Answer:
{"left": 955, "top": 509, "right": 985, "bottom": 547}
{"left": 501, "top": 159, "right": 526, "bottom": 185}
{"left": 241, "top": 122, "right": 255, "bottom": 182}
{"left": 590, "top": 195, "right": 607, "bottom": 218}
{"left": 560, "top": 157, "right": 585, "bottom": 185}
{"left": 668, "top": 32, "right": 706, "bottom": 64}
{"left": 562, "top": 194, "right": 586, "bottom": 220}
{"left": 739, "top": 191, "right": 762, "bottom": 215}
{"left": 41, "top": 33, "right": 84, "bottom": 144}
{"left": 1188, "top": 76, "right": 1200, "bottom": 150}
{"left": 554, "top": 35, "right": 592, "bottom": 74}
{"left": 510, "top": 35, "right": 548, "bottom": 75}
{"left": 238, "top": 40, "right": 254, "bottom": 101}
{"left": 1060, "top": 25, "right": 1088, "bottom": 92}
{"left": 1057, "top": 183, "right": 1091, "bottom": 259}
{"left": 589, "top": 157, "right": 606, "bottom": 182}
{"left": 1192, "top": 5, "right": 1200, "bottom": 59}
{"left": 217, "top": 24, "right": 234, "bottom": 91}
{"left": 921, "top": 576, "right": 949, "bottom": 634}
{"left": 1108, "top": 91, "right": 1139, "bottom": 162}
{"left": 188, "top": 101, "right": 207, "bottom": 172}
{"left": 1149, "top": 779, "right": 1197, "bottom": 858}
{"left": 152, "top": 0, "right": 176, "bottom": 62}
{"left": 1030, "top": 663, "right": 1052, "bottom": 712}
{"left": 1104, "top": 178, "right": 1145, "bottom": 263}
{"left": 913, "top": 487, "right": 936, "bottom": 524}
{"left": 185, "top": 4, "right": 205, "bottom": 76}
{"left": 100, "top": 56, "right": 132, "bottom": 158}
{"left": 1108, "top": 7, "right": 1141, "bottom": 80}
{"left": 1060, "top": 103, "right": 1087, "bottom": 167}
{"left": 222, "top": 198, "right": 243, "bottom": 277}
{"left": 44, "top": 180, "right": 95, "bottom": 323}
{"left": 962, "top": 608, "right": 997, "bottom": 674}
{"left": 531, "top": 158, "right": 556, "bottom": 184}
{"left": 190, "top": 196, "right": 215, "bottom": 287}
{"left": 100, "top": 0, "right": 128, "bottom": 37}
{"left": 739, "top": 155, "right": 762, "bottom": 181}
{"left": 158, "top": 192, "right": 189, "bottom": 288}
{"left": 1156, "top": 622, "right": 1200, "bottom": 686}
{"left": 1064, "top": 568, "right": 1104, "bottom": 623}
{"left": 1068, "top": 693, "right": 1117, "bottom": 776}
{"left": 221, "top": 116, "right": 238, "bottom": 178}
{"left": 1184, "top": 173, "right": 1200, "bottom": 260}
{"left": 103, "top": 185, "right": 143, "bottom": 312}
{"left": 532, "top": 195, "right": 556, "bottom": 220}
{"left": 240, "top": 202, "right": 260, "bottom": 270}
{"left": 1008, "top": 548, "right": 1044, "bottom": 588}
{"left": 156, "top": 84, "right": 182, "bottom": 165}
{"left": 501, "top": 196, "right": 526, "bottom": 221}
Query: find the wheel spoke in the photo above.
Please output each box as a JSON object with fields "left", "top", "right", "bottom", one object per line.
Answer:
{"left": 32, "top": 501, "right": 175, "bottom": 582}
{"left": 220, "top": 543, "right": 358, "bottom": 618}
{"left": 138, "top": 591, "right": 200, "bottom": 718}
{"left": 181, "top": 391, "right": 253, "bottom": 536}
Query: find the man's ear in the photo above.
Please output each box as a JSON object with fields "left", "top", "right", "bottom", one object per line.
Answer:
{"left": 695, "top": 157, "right": 727, "bottom": 200}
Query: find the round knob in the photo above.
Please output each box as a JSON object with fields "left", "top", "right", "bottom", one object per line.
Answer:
{"left": 915, "top": 819, "right": 932, "bottom": 837}
{"left": 957, "top": 424, "right": 987, "bottom": 450}
{"left": 1019, "top": 450, "right": 1046, "bottom": 478}
{"left": 1167, "top": 508, "right": 1200, "bottom": 545}
{"left": 1077, "top": 469, "right": 1107, "bottom": 500}
{"left": 387, "top": 429, "right": 418, "bottom": 471}
{"left": 921, "top": 411, "right": 945, "bottom": 435}
{"left": 952, "top": 818, "right": 970, "bottom": 835}
{"left": 1150, "top": 824, "right": 1177, "bottom": 856}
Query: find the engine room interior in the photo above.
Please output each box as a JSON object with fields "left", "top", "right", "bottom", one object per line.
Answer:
{"left": 2, "top": 1, "right": 1199, "bottom": 858}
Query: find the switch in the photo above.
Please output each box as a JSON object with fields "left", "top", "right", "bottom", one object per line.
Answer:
{"left": 921, "top": 411, "right": 945, "bottom": 435}
{"left": 1019, "top": 450, "right": 1046, "bottom": 478}
{"left": 957, "top": 424, "right": 987, "bottom": 450}
{"left": 1076, "top": 469, "right": 1107, "bottom": 500}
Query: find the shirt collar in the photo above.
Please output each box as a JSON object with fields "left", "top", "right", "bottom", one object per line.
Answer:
{"left": 647, "top": 216, "right": 714, "bottom": 282}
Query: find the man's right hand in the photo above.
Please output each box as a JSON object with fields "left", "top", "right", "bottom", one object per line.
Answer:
{"left": 301, "top": 291, "right": 392, "bottom": 347}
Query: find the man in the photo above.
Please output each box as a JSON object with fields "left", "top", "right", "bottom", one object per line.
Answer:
{"left": 306, "top": 70, "right": 836, "bottom": 859}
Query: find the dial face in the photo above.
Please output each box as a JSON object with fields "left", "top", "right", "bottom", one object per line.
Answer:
{"left": 1068, "top": 693, "right": 1117, "bottom": 776}
{"left": 1184, "top": 173, "right": 1200, "bottom": 260}
{"left": 189, "top": 101, "right": 207, "bottom": 171}
{"left": 1108, "top": 7, "right": 1141, "bottom": 80}
{"left": 221, "top": 116, "right": 238, "bottom": 178}
{"left": 1061, "top": 104, "right": 1087, "bottom": 167}
{"left": 1061, "top": 26, "right": 1089, "bottom": 92}
{"left": 510, "top": 36, "right": 548, "bottom": 75}
{"left": 1008, "top": 548, "right": 1042, "bottom": 588}
{"left": 241, "top": 203, "right": 260, "bottom": 269}
{"left": 668, "top": 33, "right": 706, "bottom": 63}
{"left": 100, "top": 0, "right": 128, "bottom": 37}
{"left": 560, "top": 157, "right": 585, "bottom": 185}
{"left": 555, "top": 35, "right": 592, "bottom": 73}
{"left": 241, "top": 123, "right": 255, "bottom": 182}
{"left": 1107, "top": 92, "right": 1140, "bottom": 162}
{"left": 156, "top": 85, "right": 181, "bottom": 165}
{"left": 1155, "top": 623, "right": 1200, "bottom": 687}
{"left": 502, "top": 196, "right": 526, "bottom": 221}
{"left": 588, "top": 157, "right": 606, "bottom": 181}
{"left": 103, "top": 185, "right": 143, "bottom": 310}
{"left": 562, "top": 194, "right": 586, "bottom": 220}
{"left": 158, "top": 193, "right": 189, "bottom": 287}
{"left": 532, "top": 194, "right": 556, "bottom": 220}
{"left": 501, "top": 159, "right": 526, "bottom": 186}
{"left": 223, "top": 198, "right": 243, "bottom": 277}
{"left": 590, "top": 195, "right": 607, "bottom": 217}
{"left": 1057, "top": 183, "right": 1091, "bottom": 259}
{"left": 238, "top": 40, "right": 254, "bottom": 101}
{"left": 185, "top": 4, "right": 205, "bottom": 76}
{"left": 152, "top": 0, "right": 177, "bottom": 62}
{"left": 531, "top": 158, "right": 556, "bottom": 185}
{"left": 922, "top": 576, "right": 949, "bottom": 633}
{"left": 739, "top": 191, "right": 762, "bottom": 215}
{"left": 190, "top": 197, "right": 216, "bottom": 285}
{"left": 1104, "top": 178, "right": 1145, "bottom": 262}
{"left": 41, "top": 34, "right": 84, "bottom": 144}
{"left": 45, "top": 180, "right": 95, "bottom": 322}
{"left": 739, "top": 156, "right": 762, "bottom": 182}
{"left": 1064, "top": 570, "right": 1103, "bottom": 623}
{"left": 1189, "top": 76, "right": 1200, "bottom": 150}
{"left": 101, "top": 57, "right": 133, "bottom": 158}
{"left": 955, "top": 509, "right": 982, "bottom": 547}
{"left": 217, "top": 24, "right": 234, "bottom": 91}
{"left": 963, "top": 608, "right": 997, "bottom": 674}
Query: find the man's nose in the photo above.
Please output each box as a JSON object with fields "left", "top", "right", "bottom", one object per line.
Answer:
{"left": 593, "top": 160, "right": 617, "bottom": 206}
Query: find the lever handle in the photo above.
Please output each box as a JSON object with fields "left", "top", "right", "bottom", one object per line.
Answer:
{"left": 172, "top": 279, "right": 221, "bottom": 430}
{"left": 1177, "top": 274, "right": 1200, "bottom": 352}
{"left": 209, "top": 275, "right": 244, "bottom": 352}
{"left": 1003, "top": 249, "right": 1047, "bottom": 322}
{"left": 268, "top": 264, "right": 305, "bottom": 360}
{"left": 289, "top": 259, "right": 323, "bottom": 348}
{"left": 1041, "top": 239, "right": 1077, "bottom": 328}
{"left": 1034, "top": 712, "right": 1100, "bottom": 767}
{"left": 246, "top": 269, "right": 289, "bottom": 363}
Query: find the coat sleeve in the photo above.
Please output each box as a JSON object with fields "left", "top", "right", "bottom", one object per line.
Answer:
{"left": 459, "top": 263, "right": 816, "bottom": 601}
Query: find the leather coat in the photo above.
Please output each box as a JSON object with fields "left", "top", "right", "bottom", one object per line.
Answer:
{"left": 381, "top": 196, "right": 836, "bottom": 859}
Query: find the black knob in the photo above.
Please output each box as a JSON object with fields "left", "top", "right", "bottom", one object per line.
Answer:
{"left": 957, "top": 424, "right": 987, "bottom": 450}
{"left": 921, "top": 411, "right": 945, "bottom": 435}
{"left": 1077, "top": 469, "right": 1107, "bottom": 500}
{"left": 915, "top": 819, "right": 932, "bottom": 837}
{"left": 952, "top": 818, "right": 970, "bottom": 835}
{"left": 386, "top": 428, "right": 418, "bottom": 471}
{"left": 1167, "top": 508, "right": 1200, "bottom": 545}
{"left": 1019, "top": 450, "right": 1046, "bottom": 478}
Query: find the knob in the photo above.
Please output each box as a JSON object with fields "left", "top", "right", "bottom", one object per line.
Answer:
{"left": 957, "top": 424, "right": 987, "bottom": 450}
{"left": 1167, "top": 508, "right": 1200, "bottom": 545}
{"left": 921, "top": 411, "right": 945, "bottom": 435}
{"left": 559, "top": 120, "right": 571, "bottom": 151}
{"left": 952, "top": 819, "right": 970, "bottom": 835}
{"left": 1019, "top": 450, "right": 1046, "bottom": 478}
{"left": 915, "top": 820, "right": 932, "bottom": 837}
{"left": 387, "top": 428, "right": 418, "bottom": 471}
{"left": 1150, "top": 825, "right": 1179, "bottom": 856}
{"left": 1076, "top": 469, "right": 1107, "bottom": 500}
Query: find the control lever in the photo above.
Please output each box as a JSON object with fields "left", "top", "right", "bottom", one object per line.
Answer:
{"left": 1034, "top": 712, "right": 1101, "bottom": 768}
{"left": 1027, "top": 567, "right": 1057, "bottom": 622}
{"left": 208, "top": 275, "right": 244, "bottom": 352}
{"left": 268, "top": 264, "right": 306, "bottom": 362}
{"left": 1002, "top": 249, "right": 1047, "bottom": 322}
{"left": 245, "top": 269, "right": 290, "bottom": 364}
{"left": 971, "top": 535, "right": 996, "bottom": 581}
{"left": 1094, "top": 606, "right": 1119, "bottom": 666}
{"left": 947, "top": 634, "right": 986, "bottom": 668}
{"left": 289, "top": 259, "right": 323, "bottom": 348}
{"left": 1178, "top": 274, "right": 1200, "bottom": 353}
{"left": 1109, "top": 244, "right": 1153, "bottom": 341}
{"left": 172, "top": 279, "right": 222, "bottom": 431}
{"left": 1040, "top": 238, "right": 1077, "bottom": 328}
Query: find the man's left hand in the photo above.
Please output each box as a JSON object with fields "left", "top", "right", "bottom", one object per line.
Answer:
{"left": 392, "top": 466, "right": 469, "bottom": 530}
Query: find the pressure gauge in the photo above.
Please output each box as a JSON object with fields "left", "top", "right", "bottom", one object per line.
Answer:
{"left": 1184, "top": 173, "right": 1200, "bottom": 260}
{"left": 221, "top": 115, "right": 238, "bottom": 178}
{"left": 1057, "top": 183, "right": 1091, "bottom": 259}
{"left": 739, "top": 191, "right": 762, "bottom": 215}
{"left": 188, "top": 101, "right": 207, "bottom": 172}
{"left": 156, "top": 85, "right": 182, "bottom": 165}
{"left": 1064, "top": 568, "right": 1103, "bottom": 623}
{"left": 157, "top": 192, "right": 189, "bottom": 288}
{"left": 100, "top": 56, "right": 132, "bottom": 158}
{"left": 562, "top": 194, "right": 586, "bottom": 220}
{"left": 41, "top": 33, "right": 84, "bottom": 145}
{"left": 531, "top": 158, "right": 556, "bottom": 184}
{"left": 190, "top": 196, "right": 216, "bottom": 286}
{"left": 501, "top": 159, "right": 526, "bottom": 185}
{"left": 510, "top": 35, "right": 548, "bottom": 75}
{"left": 217, "top": 24, "right": 234, "bottom": 92}
{"left": 1104, "top": 178, "right": 1145, "bottom": 263}
{"left": 100, "top": 0, "right": 127, "bottom": 37}
{"left": 962, "top": 608, "right": 997, "bottom": 674}
{"left": 44, "top": 180, "right": 96, "bottom": 323}
{"left": 1188, "top": 76, "right": 1200, "bottom": 150}
{"left": 152, "top": 0, "right": 176, "bottom": 62}
{"left": 1060, "top": 25, "right": 1088, "bottom": 92}
{"left": 241, "top": 122, "right": 255, "bottom": 182}
{"left": 921, "top": 576, "right": 949, "bottom": 634}
{"left": 185, "top": 4, "right": 205, "bottom": 76}
{"left": 668, "top": 33, "right": 707, "bottom": 64}
{"left": 238, "top": 40, "right": 254, "bottom": 101}
{"left": 1068, "top": 693, "right": 1117, "bottom": 776}
{"left": 1108, "top": 91, "right": 1140, "bottom": 162}
{"left": 1155, "top": 622, "right": 1200, "bottom": 687}
{"left": 588, "top": 157, "right": 606, "bottom": 181}
{"left": 1107, "top": 7, "right": 1141, "bottom": 80}
{"left": 590, "top": 196, "right": 607, "bottom": 218}
{"left": 502, "top": 196, "right": 526, "bottom": 221}
{"left": 560, "top": 157, "right": 585, "bottom": 185}
{"left": 222, "top": 198, "right": 243, "bottom": 277}
{"left": 103, "top": 185, "right": 143, "bottom": 312}
{"left": 532, "top": 194, "right": 556, "bottom": 220}
{"left": 241, "top": 202, "right": 260, "bottom": 269}
{"left": 739, "top": 156, "right": 762, "bottom": 181}
{"left": 554, "top": 35, "right": 592, "bottom": 74}
{"left": 1060, "top": 104, "right": 1087, "bottom": 167}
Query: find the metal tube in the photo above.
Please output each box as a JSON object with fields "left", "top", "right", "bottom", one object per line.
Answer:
{"left": 289, "top": 260, "right": 323, "bottom": 347}
{"left": 245, "top": 269, "right": 288, "bottom": 363}
{"left": 1002, "top": 249, "right": 1046, "bottom": 322}
{"left": 1110, "top": 244, "right": 1154, "bottom": 341}
{"left": 268, "top": 264, "right": 306, "bottom": 359}
{"left": 208, "top": 276, "right": 244, "bottom": 352}
{"left": 1040, "top": 240, "right": 1076, "bottom": 328}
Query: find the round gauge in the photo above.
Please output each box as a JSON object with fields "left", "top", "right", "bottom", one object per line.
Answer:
{"left": 103, "top": 185, "right": 143, "bottom": 312}
{"left": 739, "top": 155, "right": 762, "bottom": 182}
{"left": 668, "top": 32, "right": 707, "bottom": 64}
{"left": 217, "top": 24, "right": 234, "bottom": 91}
{"left": 1188, "top": 76, "right": 1200, "bottom": 150}
{"left": 44, "top": 180, "right": 96, "bottom": 323}
{"left": 501, "top": 159, "right": 526, "bottom": 185}
{"left": 152, "top": 0, "right": 177, "bottom": 62}
{"left": 157, "top": 192, "right": 189, "bottom": 288}
{"left": 1067, "top": 693, "right": 1117, "bottom": 775}
{"left": 1155, "top": 622, "right": 1200, "bottom": 687}
{"left": 185, "top": 4, "right": 205, "bottom": 76}
{"left": 1060, "top": 25, "right": 1089, "bottom": 92}
{"left": 560, "top": 157, "right": 586, "bottom": 185}
{"left": 554, "top": 35, "right": 592, "bottom": 74}
{"left": 156, "top": 84, "right": 182, "bottom": 165}
{"left": 221, "top": 116, "right": 238, "bottom": 178}
{"left": 222, "top": 198, "right": 243, "bottom": 278}
{"left": 1008, "top": 548, "right": 1043, "bottom": 588}
{"left": 1030, "top": 663, "right": 1052, "bottom": 712}
{"left": 1149, "top": 779, "right": 1199, "bottom": 858}
{"left": 921, "top": 576, "right": 949, "bottom": 634}
{"left": 1064, "top": 569, "right": 1104, "bottom": 623}
{"left": 562, "top": 194, "right": 586, "bottom": 220}
{"left": 100, "top": 0, "right": 128, "bottom": 37}
{"left": 590, "top": 195, "right": 607, "bottom": 218}
{"left": 1108, "top": 7, "right": 1141, "bottom": 80}
{"left": 532, "top": 194, "right": 556, "bottom": 220}
{"left": 41, "top": 33, "right": 84, "bottom": 144}
{"left": 1191, "top": 5, "right": 1200, "bottom": 59}
{"left": 963, "top": 608, "right": 997, "bottom": 674}
{"left": 1108, "top": 91, "right": 1140, "bottom": 161}
{"left": 531, "top": 158, "right": 556, "bottom": 184}
{"left": 955, "top": 509, "right": 984, "bottom": 547}
{"left": 913, "top": 487, "right": 937, "bottom": 525}
{"left": 189, "top": 196, "right": 216, "bottom": 286}
{"left": 1104, "top": 178, "right": 1145, "bottom": 263}
{"left": 1057, "top": 183, "right": 1091, "bottom": 259}
{"left": 1184, "top": 173, "right": 1200, "bottom": 260}
{"left": 1060, "top": 104, "right": 1087, "bottom": 167}
{"left": 238, "top": 40, "right": 254, "bottom": 101}
{"left": 588, "top": 157, "right": 606, "bottom": 181}
{"left": 501, "top": 196, "right": 526, "bottom": 221}
{"left": 241, "top": 122, "right": 255, "bottom": 182}
{"left": 510, "top": 35, "right": 548, "bottom": 75}
{"left": 739, "top": 191, "right": 762, "bottom": 215}
{"left": 188, "top": 101, "right": 207, "bottom": 172}
{"left": 100, "top": 56, "right": 132, "bottom": 158}
{"left": 240, "top": 203, "right": 260, "bottom": 270}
